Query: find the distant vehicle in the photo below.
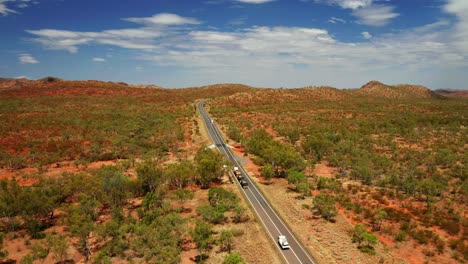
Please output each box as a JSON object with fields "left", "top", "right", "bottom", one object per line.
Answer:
{"left": 278, "top": 235, "right": 290, "bottom": 249}
{"left": 240, "top": 179, "right": 248, "bottom": 189}
{"left": 210, "top": 118, "right": 214, "bottom": 124}
{"left": 233, "top": 167, "right": 241, "bottom": 177}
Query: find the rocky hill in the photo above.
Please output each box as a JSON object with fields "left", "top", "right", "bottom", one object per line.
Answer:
{"left": 356, "top": 80, "right": 443, "bottom": 99}
{"left": 0, "top": 78, "right": 35, "bottom": 90}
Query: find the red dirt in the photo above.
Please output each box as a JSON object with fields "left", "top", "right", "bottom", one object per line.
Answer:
{"left": 312, "top": 161, "right": 337, "bottom": 178}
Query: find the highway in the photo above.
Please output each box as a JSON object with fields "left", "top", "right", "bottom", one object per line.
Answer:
{"left": 197, "top": 100, "right": 318, "bottom": 264}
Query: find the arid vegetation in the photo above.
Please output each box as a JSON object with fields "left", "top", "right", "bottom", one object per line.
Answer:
{"left": 0, "top": 79, "right": 264, "bottom": 263}
{"left": 0, "top": 78, "right": 466, "bottom": 264}
{"left": 210, "top": 81, "right": 467, "bottom": 263}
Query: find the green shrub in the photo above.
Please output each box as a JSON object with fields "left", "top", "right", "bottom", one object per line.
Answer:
{"left": 196, "top": 205, "right": 226, "bottom": 224}
{"left": 223, "top": 252, "right": 246, "bottom": 264}
{"left": 208, "top": 187, "right": 239, "bottom": 211}
{"left": 395, "top": 230, "right": 407, "bottom": 242}
{"left": 313, "top": 193, "right": 337, "bottom": 221}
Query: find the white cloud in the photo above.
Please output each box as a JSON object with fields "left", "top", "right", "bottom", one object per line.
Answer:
{"left": 316, "top": 0, "right": 372, "bottom": 10}
{"left": 92, "top": 57, "right": 105, "bottom": 62}
{"left": 26, "top": 10, "right": 467, "bottom": 88}
{"left": 26, "top": 13, "right": 201, "bottom": 53}
{"left": 316, "top": 0, "right": 398, "bottom": 26}
{"left": 361, "top": 31, "right": 372, "bottom": 39}
{"left": 0, "top": 0, "right": 37, "bottom": 16}
{"left": 0, "top": 0, "right": 17, "bottom": 15}
{"left": 96, "top": 39, "right": 157, "bottom": 50}
{"left": 353, "top": 4, "right": 399, "bottom": 26}
{"left": 328, "top": 17, "right": 346, "bottom": 24}
{"left": 26, "top": 27, "right": 162, "bottom": 52}
{"left": 123, "top": 13, "right": 200, "bottom": 25}
{"left": 18, "top": 53, "right": 38, "bottom": 64}
{"left": 235, "top": 0, "right": 275, "bottom": 3}
{"left": 135, "top": 66, "right": 144, "bottom": 71}
{"left": 15, "top": 75, "right": 29, "bottom": 79}
{"left": 444, "top": 0, "right": 468, "bottom": 53}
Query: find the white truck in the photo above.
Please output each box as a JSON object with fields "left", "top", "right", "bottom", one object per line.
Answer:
{"left": 233, "top": 167, "right": 241, "bottom": 179}
{"left": 278, "top": 235, "right": 290, "bottom": 249}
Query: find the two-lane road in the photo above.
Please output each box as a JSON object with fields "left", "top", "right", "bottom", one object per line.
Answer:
{"left": 198, "top": 100, "right": 318, "bottom": 264}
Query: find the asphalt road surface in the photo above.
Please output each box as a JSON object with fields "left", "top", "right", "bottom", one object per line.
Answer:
{"left": 198, "top": 100, "right": 318, "bottom": 264}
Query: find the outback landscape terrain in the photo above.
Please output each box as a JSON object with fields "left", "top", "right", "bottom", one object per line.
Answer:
{"left": 0, "top": 77, "right": 466, "bottom": 264}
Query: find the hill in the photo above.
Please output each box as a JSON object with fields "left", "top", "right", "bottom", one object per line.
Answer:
{"left": 0, "top": 78, "right": 35, "bottom": 90}
{"left": 356, "top": 80, "right": 443, "bottom": 99}
{"left": 435, "top": 88, "right": 468, "bottom": 98}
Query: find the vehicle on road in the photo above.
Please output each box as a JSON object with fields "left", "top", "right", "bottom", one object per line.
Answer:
{"left": 278, "top": 235, "right": 290, "bottom": 249}
{"left": 233, "top": 166, "right": 241, "bottom": 177}
{"left": 240, "top": 179, "right": 248, "bottom": 189}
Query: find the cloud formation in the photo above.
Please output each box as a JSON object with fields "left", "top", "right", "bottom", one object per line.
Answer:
{"left": 18, "top": 53, "right": 38, "bottom": 64}
{"left": 353, "top": 4, "right": 399, "bottom": 26}
{"left": 123, "top": 13, "right": 201, "bottom": 25}
{"left": 444, "top": 0, "right": 468, "bottom": 53}
{"left": 316, "top": 0, "right": 398, "bottom": 26}
{"left": 361, "top": 31, "right": 372, "bottom": 39}
{"left": 328, "top": 17, "right": 346, "bottom": 24}
{"left": 0, "top": 0, "right": 37, "bottom": 16}
{"left": 92, "top": 57, "right": 106, "bottom": 62}
{"left": 317, "top": 0, "right": 372, "bottom": 10}
{"left": 235, "top": 0, "right": 275, "bottom": 3}
{"left": 25, "top": 8, "right": 467, "bottom": 87}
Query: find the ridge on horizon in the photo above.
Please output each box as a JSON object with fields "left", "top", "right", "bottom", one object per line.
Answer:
{"left": 0, "top": 77, "right": 458, "bottom": 99}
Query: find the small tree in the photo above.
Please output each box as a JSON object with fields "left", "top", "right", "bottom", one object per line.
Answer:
{"left": 67, "top": 196, "right": 97, "bottom": 261}
{"left": 30, "top": 242, "right": 49, "bottom": 263}
{"left": 361, "top": 232, "right": 378, "bottom": 254}
{"left": 218, "top": 229, "right": 234, "bottom": 253}
{"left": 136, "top": 160, "right": 163, "bottom": 194}
{"left": 352, "top": 224, "right": 378, "bottom": 254}
{"left": 313, "top": 193, "right": 337, "bottom": 221}
{"left": 261, "top": 164, "right": 275, "bottom": 184}
{"left": 352, "top": 224, "right": 366, "bottom": 246}
{"left": 233, "top": 206, "right": 248, "bottom": 223}
{"left": 165, "top": 161, "right": 196, "bottom": 189}
{"left": 191, "top": 221, "right": 213, "bottom": 261}
{"left": 223, "top": 252, "right": 246, "bottom": 264}
{"left": 0, "top": 232, "right": 8, "bottom": 260}
{"left": 373, "top": 209, "right": 387, "bottom": 231}
{"left": 288, "top": 170, "right": 306, "bottom": 185}
{"left": 195, "top": 147, "right": 226, "bottom": 188}
{"left": 46, "top": 234, "right": 69, "bottom": 262}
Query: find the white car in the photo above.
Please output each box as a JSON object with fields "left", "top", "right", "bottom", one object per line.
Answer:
{"left": 278, "top": 235, "right": 290, "bottom": 249}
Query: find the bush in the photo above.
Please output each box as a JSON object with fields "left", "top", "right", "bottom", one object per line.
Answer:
{"left": 232, "top": 206, "right": 248, "bottom": 223}
{"left": 223, "top": 252, "right": 246, "bottom": 264}
{"left": 208, "top": 187, "right": 239, "bottom": 211}
{"left": 24, "top": 219, "right": 47, "bottom": 239}
{"left": 411, "top": 229, "right": 434, "bottom": 245}
{"left": 441, "top": 219, "right": 460, "bottom": 236}
{"left": 395, "top": 230, "right": 407, "bottom": 242}
{"left": 94, "top": 250, "right": 112, "bottom": 264}
{"left": 313, "top": 193, "right": 337, "bottom": 221}
{"left": 0, "top": 232, "right": 8, "bottom": 260}
{"left": 352, "top": 224, "right": 378, "bottom": 254}
{"left": 196, "top": 205, "right": 226, "bottom": 224}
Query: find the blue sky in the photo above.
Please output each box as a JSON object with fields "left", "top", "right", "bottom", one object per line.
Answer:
{"left": 1, "top": 0, "right": 467, "bottom": 89}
